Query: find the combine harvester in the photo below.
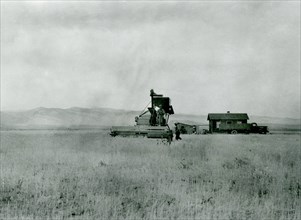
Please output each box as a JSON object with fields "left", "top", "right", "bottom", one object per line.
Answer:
{"left": 110, "top": 89, "right": 174, "bottom": 142}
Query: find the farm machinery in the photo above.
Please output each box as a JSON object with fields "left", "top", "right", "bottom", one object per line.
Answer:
{"left": 218, "top": 122, "right": 269, "bottom": 134}
{"left": 207, "top": 112, "right": 269, "bottom": 134}
{"left": 110, "top": 89, "right": 174, "bottom": 142}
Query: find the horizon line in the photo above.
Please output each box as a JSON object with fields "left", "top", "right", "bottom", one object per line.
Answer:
{"left": 0, "top": 106, "right": 300, "bottom": 120}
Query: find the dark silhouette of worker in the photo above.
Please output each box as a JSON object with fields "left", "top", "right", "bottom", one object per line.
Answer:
{"left": 175, "top": 126, "right": 182, "bottom": 140}
{"left": 149, "top": 108, "right": 157, "bottom": 126}
{"left": 157, "top": 105, "right": 165, "bottom": 126}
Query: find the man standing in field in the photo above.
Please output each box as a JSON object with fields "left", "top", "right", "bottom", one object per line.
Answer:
{"left": 175, "top": 126, "right": 182, "bottom": 140}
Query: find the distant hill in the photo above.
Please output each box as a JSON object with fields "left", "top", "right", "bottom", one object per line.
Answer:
{"left": 1, "top": 107, "right": 300, "bottom": 131}
{"left": 0, "top": 107, "right": 138, "bottom": 129}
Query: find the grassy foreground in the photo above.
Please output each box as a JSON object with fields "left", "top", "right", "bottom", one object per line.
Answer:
{"left": 0, "top": 130, "right": 300, "bottom": 219}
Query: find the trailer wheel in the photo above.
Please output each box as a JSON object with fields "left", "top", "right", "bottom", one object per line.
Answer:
{"left": 231, "top": 130, "right": 238, "bottom": 134}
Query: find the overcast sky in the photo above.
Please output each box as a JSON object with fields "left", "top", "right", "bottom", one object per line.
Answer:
{"left": 1, "top": 1, "right": 300, "bottom": 118}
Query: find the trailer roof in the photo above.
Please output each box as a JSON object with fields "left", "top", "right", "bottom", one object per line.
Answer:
{"left": 207, "top": 113, "right": 249, "bottom": 120}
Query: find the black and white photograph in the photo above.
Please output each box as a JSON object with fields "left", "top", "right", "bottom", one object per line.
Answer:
{"left": 1, "top": 0, "right": 300, "bottom": 219}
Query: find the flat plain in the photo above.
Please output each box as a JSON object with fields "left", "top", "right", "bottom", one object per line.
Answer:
{"left": 0, "top": 130, "right": 300, "bottom": 219}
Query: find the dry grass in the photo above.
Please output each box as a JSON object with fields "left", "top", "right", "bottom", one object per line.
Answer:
{"left": 0, "top": 130, "right": 300, "bottom": 219}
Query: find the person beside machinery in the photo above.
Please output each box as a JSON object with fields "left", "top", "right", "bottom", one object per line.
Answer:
{"left": 175, "top": 126, "right": 182, "bottom": 140}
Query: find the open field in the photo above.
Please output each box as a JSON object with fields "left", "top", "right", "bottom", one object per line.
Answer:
{"left": 1, "top": 130, "right": 300, "bottom": 219}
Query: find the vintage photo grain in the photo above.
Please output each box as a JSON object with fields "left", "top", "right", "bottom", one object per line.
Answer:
{"left": 1, "top": 1, "right": 300, "bottom": 219}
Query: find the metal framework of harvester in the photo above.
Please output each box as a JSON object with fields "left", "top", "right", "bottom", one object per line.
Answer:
{"left": 110, "top": 89, "right": 174, "bottom": 142}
